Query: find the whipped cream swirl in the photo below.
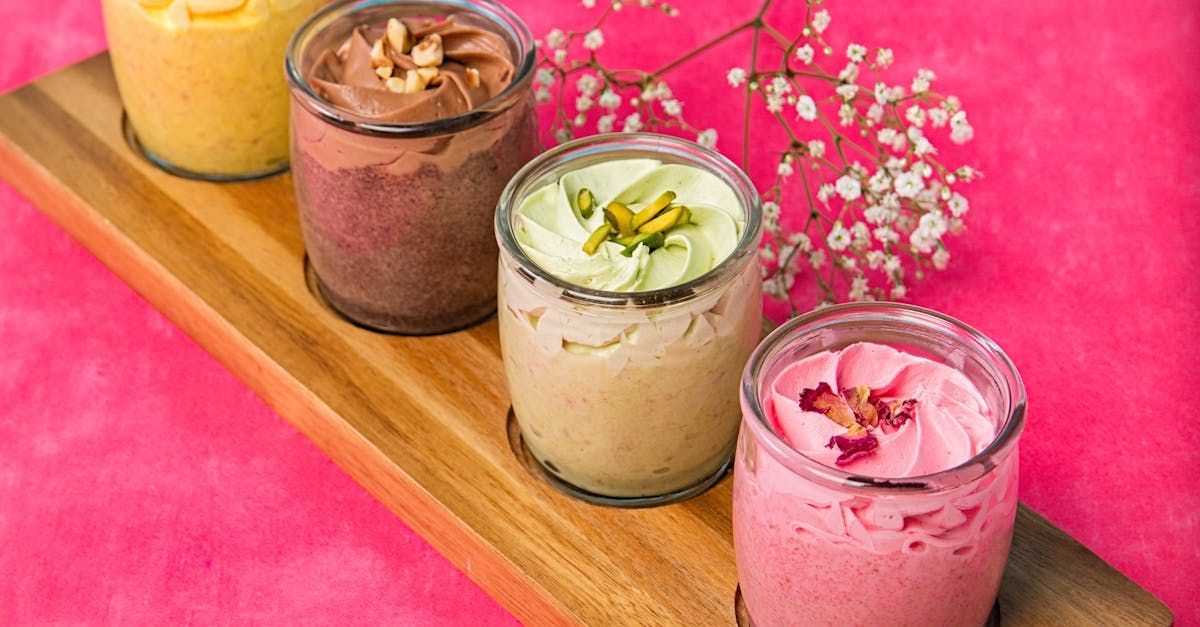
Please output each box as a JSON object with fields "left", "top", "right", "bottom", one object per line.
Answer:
{"left": 514, "top": 158, "right": 745, "bottom": 292}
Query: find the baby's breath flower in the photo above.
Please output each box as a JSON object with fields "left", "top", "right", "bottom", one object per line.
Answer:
{"left": 835, "top": 175, "right": 862, "bottom": 201}
{"left": 596, "top": 113, "right": 616, "bottom": 133}
{"left": 621, "top": 112, "right": 643, "bottom": 132}
{"left": 868, "top": 170, "right": 891, "bottom": 194}
{"left": 911, "top": 68, "right": 936, "bottom": 94}
{"left": 795, "top": 95, "right": 818, "bottom": 121}
{"left": 836, "top": 84, "right": 859, "bottom": 100}
{"left": 769, "top": 75, "right": 792, "bottom": 94}
{"left": 583, "top": 29, "right": 604, "bottom": 50}
{"left": 574, "top": 113, "right": 587, "bottom": 127}
{"left": 788, "top": 231, "right": 813, "bottom": 252}
{"left": 874, "top": 82, "right": 891, "bottom": 105}
{"left": 598, "top": 89, "right": 621, "bottom": 110}
{"left": 778, "top": 161, "right": 795, "bottom": 177}
{"left": 810, "top": 249, "right": 827, "bottom": 269}
{"left": 838, "top": 103, "right": 855, "bottom": 126}
{"left": 932, "top": 247, "right": 950, "bottom": 270}
{"left": 811, "top": 9, "right": 831, "bottom": 33}
{"left": 766, "top": 94, "right": 785, "bottom": 114}
{"left": 696, "top": 128, "right": 718, "bottom": 148}
{"left": 947, "top": 193, "right": 969, "bottom": 217}
{"left": 817, "top": 183, "right": 835, "bottom": 203}
{"left": 760, "top": 245, "right": 777, "bottom": 264}
{"left": 875, "top": 47, "right": 894, "bottom": 68}
{"left": 827, "top": 221, "right": 852, "bottom": 251}
{"left": 575, "top": 95, "right": 595, "bottom": 112}
{"left": 553, "top": 49, "right": 567, "bottom": 64}
{"left": 807, "top": 139, "right": 826, "bottom": 158}
{"left": 838, "top": 62, "right": 859, "bottom": 82}
{"left": 863, "top": 204, "right": 889, "bottom": 225}
{"left": 891, "top": 284, "right": 907, "bottom": 299}
{"left": 535, "top": 68, "right": 555, "bottom": 86}
{"left": 866, "top": 103, "right": 884, "bottom": 123}
{"left": 545, "top": 28, "right": 566, "bottom": 48}
{"left": 582, "top": 0, "right": 596, "bottom": 7}
{"left": 555, "top": 127, "right": 573, "bottom": 143}
{"left": 535, "top": 87, "right": 552, "bottom": 103}
{"left": 906, "top": 106, "right": 926, "bottom": 127}
{"left": 661, "top": 99, "right": 683, "bottom": 116}
{"left": 727, "top": 67, "right": 747, "bottom": 87}
{"left": 849, "top": 274, "right": 870, "bottom": 300}
{"left": 894, "top": 171, "right": 924, "bottom": 198}
{"left": 576, "top": 74, "right": 600, "bottom": 96}
{"left": 928, "top": 107, "right": 949, "bottom": 128}
{"left": 795, "top": 44, "right": 815, "bottom": 64}
{"left": 846, "top": 43, "right": 867, "bottom": 63}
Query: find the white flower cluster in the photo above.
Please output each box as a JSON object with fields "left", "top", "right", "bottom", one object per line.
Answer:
{"left": 731, "top": 2, "right": 978, "bottom": 307}
{"left": 533, "top": 0, "right": 978, "bottom": 310}
{"left": 533, "top": 0, "right": 710, "bottom": 146}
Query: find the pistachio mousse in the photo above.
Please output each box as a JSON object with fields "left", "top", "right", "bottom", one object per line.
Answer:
{"left": 500, "top": 156, "right": 762, "bottom": 499}
{"left": 291, "top": 8, "right": 537, "bottom": 333}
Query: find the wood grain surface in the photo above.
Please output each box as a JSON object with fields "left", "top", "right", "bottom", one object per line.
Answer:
{"left": 0, "top": 54, "right": 1173, "bottom": 626}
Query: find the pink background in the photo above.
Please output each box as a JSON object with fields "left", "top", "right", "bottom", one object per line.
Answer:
{"left": 2, "top": 0, "right": 1197, "bottom": 624}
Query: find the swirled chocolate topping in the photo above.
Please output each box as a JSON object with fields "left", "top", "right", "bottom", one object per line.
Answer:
{"left": 307, "top": 15, "right": 515, "bottom": 122}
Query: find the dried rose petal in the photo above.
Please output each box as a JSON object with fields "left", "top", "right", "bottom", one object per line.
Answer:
{"left": 799, "top": 382, "right": 858, "bottom": 429}
{"left": 877, "top": 398, "right": 918, "bottom": 428}
{"left": 842, "top": 384, "right": 880, "bottom": 428}
{"left": 826, "top": 430, "right": 880, "bottom": 466}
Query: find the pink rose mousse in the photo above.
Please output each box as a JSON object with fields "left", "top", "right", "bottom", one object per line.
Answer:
{"left": 733, "top": 342, "right": 1019, "bottom": 627}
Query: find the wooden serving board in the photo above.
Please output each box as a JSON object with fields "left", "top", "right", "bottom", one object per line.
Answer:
{"left": 0, "top": 54, "right": 1173, "bottom": 626}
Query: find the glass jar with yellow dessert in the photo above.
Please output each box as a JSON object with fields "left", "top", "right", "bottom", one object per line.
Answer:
{"left": 286, "top": 0, "right": 537, "bottom": 334}
{"left": 496, "top": 133, "right": 764, "bottom": 506}
{"left": 102, "top": 0, "right": 328, "bottom": 180}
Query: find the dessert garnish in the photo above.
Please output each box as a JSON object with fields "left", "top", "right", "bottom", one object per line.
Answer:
{"left": 579, "top": 189, "right": 693, "bottom": 256}
{"left": 799, "top": 382, "right": 918, "bottom": 466}
{"left": 363, "top": 18, "right": 471, "bottom": 94}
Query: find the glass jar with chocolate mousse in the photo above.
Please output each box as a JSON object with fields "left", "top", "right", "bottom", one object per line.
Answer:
{"left": 287, "top": 0, "right": 537, "bottom": 334}
{"left": 103, "top": 0, "right": 329, "bottom": 180}
{"left": 496, "top": 133, "right": 764, "bottom": 506}
{"left": 734, "top": 303, "right": 1026, "bottom": 626}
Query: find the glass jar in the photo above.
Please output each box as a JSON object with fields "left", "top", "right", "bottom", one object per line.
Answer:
{"left": 287, "top": 0, "right": 537, "bottom": 334}
{"left": 496, "top": 133, "right": 764, "bottom": 506}
{"left": 103, "top": 0, "right": 327, "bottom": 180}
{"left": 734, "top": 303, "right": 1026, "bottom": 626}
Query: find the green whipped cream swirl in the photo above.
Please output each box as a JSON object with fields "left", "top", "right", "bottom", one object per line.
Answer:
{"left": 513, "top": 158, "right": 745, "bottom": 292}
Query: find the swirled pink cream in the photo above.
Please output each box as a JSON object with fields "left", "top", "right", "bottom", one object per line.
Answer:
{"left": 733, "top": 341, "right": 1019, "bottom": 626}
{"left": 769, "top": 342, "right": 996, "bottom": 477}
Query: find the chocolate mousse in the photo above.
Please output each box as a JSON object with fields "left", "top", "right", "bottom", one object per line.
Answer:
{"left": 289, "top": 6, "right": 537, "bottom": 334}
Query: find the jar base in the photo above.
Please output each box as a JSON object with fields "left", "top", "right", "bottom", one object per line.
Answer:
{"left": 733, "top": 585, "right": 1003, "bottom": 627}
{"left": 122, "top": 113, "right": 289, "bottom": 183}
{"left": 505, "top": 407, "right": 731, "bottom": 508}
{"left": 304, "top": 254, "right": 495, "bottom": 336}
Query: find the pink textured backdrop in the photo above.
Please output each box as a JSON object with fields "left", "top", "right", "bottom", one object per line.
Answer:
{"left": 2, "top": 0, "right": 1198, "bottom": 624}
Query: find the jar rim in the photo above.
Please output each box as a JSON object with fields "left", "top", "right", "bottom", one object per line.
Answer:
{"left": 741, "top": 302, "right": 1027, "bottom": 494}
{"left": 494, "top": 132, "right": 764, "bottom": 310}
{"left": 285, "top": 0, "right": 535, "bottom": 138}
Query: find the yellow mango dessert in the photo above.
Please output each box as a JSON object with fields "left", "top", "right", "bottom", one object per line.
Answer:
{"left": 102, "top": 0, "right": 328, "bottom": 178}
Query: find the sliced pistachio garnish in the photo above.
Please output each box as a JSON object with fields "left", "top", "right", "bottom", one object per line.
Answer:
{"left": 581, "top": 190, "right": 691, "bottom": 256}
{"left": 577, "top": 188, "right": 595, "bottom": 219}
{"left": 603, "top": 202, "right": 636, "bottom": 237}
{"left": 636, "top": 205, "right": 685, "bottom": 235}
{"left": 582, "top": 223, "right": 613, "bottom": 255}
{"left": 620, "top": 232, "right": 666, "bottom": 257}
{"left": 630, "top": 191, "right": 676, "bottom": 230}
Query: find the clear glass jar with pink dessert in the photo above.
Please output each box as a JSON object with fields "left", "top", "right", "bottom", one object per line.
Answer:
{"left": 286, "top": 0, "right": 537, "bottom": 334}
{"left": 496, "top": 133, "right": 763, "bottom": 507}
{"left": 734, "top": 303, "right": 1026, "bottom": 626}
